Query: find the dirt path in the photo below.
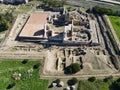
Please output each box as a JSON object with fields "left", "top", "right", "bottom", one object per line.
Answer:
{"left": 41, "top": 72, "right": 120, "bottom": 79}
{"left": 0, "top": 51, "right": 44, "bottom": 59}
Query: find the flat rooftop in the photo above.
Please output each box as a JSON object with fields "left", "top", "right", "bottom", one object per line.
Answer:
{"left": 19, "top": 12, "right": 49, "bottom": 38}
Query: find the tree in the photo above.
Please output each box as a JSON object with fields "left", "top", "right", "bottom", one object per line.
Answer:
{"left": 88, "top": 77, "right": 96, "bottom": 82}
{"left": 65, "top": 63, "right": 81, "bottom": 74}
{"left": 110, "top": 78, "right": 120, "bottom": 90}
{"left": 114, "top": 81, "right": 120, "bottom": 90}
{"left": 61, "top": 0, "right": 66, "bottom": 6}
{"left": 117, "top": 78, "right": 120, "bottom": 82}
{"left": 55, "top": 79, "right": 60, "bottom": 83}
{"left": 67, "top": 6, "right": 76, "bottom": 12}
{"left": 43, "top": 0, "right": 66, "bottom": 8}
{"left": 103, "top": 76, "right": 113, "bottom": 82}
{"left": 0, "top": 12, "right": 14, "bottom": 32}
{"left": 33, "top": 63, "right": 40, "bottom": 69}
{"left": 22, "top": 59, "right": 28, "bottom": 64}
{"left": 6, "top": 82, "right": 16, "bottom": 89}
{"left": 92, "top": 6, "right": 120, "bottom": 16}
{"left": 68, "top": 77, "right": 78, "bottom": 85}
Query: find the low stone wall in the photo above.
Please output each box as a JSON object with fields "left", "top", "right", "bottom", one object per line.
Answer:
{"left": 103, "top": 15, "right": 120, "bottom": 55}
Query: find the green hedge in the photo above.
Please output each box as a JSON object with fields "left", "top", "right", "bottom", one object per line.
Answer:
{"left": 93, "top": 6, "right": 120, "bottom": 16}
{"left": 0, "top": 12, "right": 14, "bottom": 32}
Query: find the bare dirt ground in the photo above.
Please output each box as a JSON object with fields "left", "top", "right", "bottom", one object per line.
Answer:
{"left": 42, "top": 47, "right": 118, "bottom": 78}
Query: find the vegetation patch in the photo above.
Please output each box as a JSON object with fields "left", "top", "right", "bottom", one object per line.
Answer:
{"left": 67, "top": 77, "right": 78, "bottom": 85}
{"left": 111, "top": 78, "right": 120, "bottom": 90}
{"left": 0, "top": 12, "right": 14, "bottom": 32}
{"left": 88, "top": 77, "right": 96, "bottom": 82}
{"left": 78, "top": 80, "right": 110, "bottom": 90}
{"left": 108, "top": 16, "right": 120, "bottom": 41}
{"left": 42, "top": 0, "right": 66, "bottom": 8}
{"left": 65, "top": 63, "right": 81, "bottom": 74}
{"left": 0, "top": 60, "right": 48, "bottom": 90}
{"left": 0, "top": 38, "right": 3, "bottom": 43}
{"left": 18, "top": 5, "right": 32, "bottom": 11}
{"left": 93, "top": 6, "right": 120, "bottom": 16}
{"left": 77, "top": 77, "right": 120, "bottom": 90}
{"left": 66, "top": 6, "right": 76, "bottom": 12}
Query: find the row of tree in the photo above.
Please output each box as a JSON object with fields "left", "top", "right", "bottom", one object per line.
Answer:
{"left": 113, "top": 78, "right": 120, "bottom": 90}
{"left": 92, "top": 6, "right": 120, "bottom": 16}
{"left": 42, "top": 0, "right": 66, "bottom": 8}
{"left": 0, "top": 12, "right": 14, "bottom": 32}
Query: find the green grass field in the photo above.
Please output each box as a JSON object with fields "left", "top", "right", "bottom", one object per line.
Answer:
{"left": 77, "top": 79, "right": 115, "bottom": 90}
{"left": 108, "top": 16, "right": 120, "bottom": 41}
{"left": 0, "top": 60, "right": 48, "bottom": 90}
{"left": 0, "top": 38, "right": 3, "bottom": 43}
{"left": 18, "top": 5, "right": 32, "bottom": 11}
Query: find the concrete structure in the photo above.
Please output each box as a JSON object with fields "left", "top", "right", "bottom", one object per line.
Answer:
{"left": 19, "top": 12, "right": 63, "bottom": 42}
{"left": 63, "top": 9, "right": 100, "bottom": 46}
{"left": 19, "top": 12, "right": 49, "bottom": 41}
{"left": 18, "top": 9, "right": 100, "bottom": 46}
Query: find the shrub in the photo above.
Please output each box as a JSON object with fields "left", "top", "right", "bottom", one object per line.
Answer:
{"left": 117, "top": 78, "right": 120, "bottom": 82}
{"left": 0, "top": 12, "right": 14, "bottom": 32}
{"left": 67, "top": 6, "right": 75, "bottom": 12}
{"left": 22, "top": 59, "right": 28, "bottom": 64}
{"left": 55, "top": 79, "right": 60, "bottom": 83}
{"left": 68, "top": 77, "right": 78, "bottom": 85}
{"left": 103, "top": 76, "right": 113, "bottom": 82}
{"left": 112, "top": 79, "right": 120, "bottom": 90}
{"left": 6, "top": 82, "right": 16, "bottom": 89}
{"left": 72, "top": 77, "right": 78, "bottom": 84}
{"left": 65, "top": 63, "right": 81, "bottom": 74}
{"left": 88, "top": 77, "right": 96, "bottom": 82}
{"left": 80, "top": 64, "right": 83, "bottom": 69}
{"left": 33, "top": 63, "right": 40, "bottom": 69}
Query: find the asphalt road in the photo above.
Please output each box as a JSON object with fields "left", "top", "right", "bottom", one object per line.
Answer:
{"left": 97, "top": 0, "right": 120, "bottom": 5}
{"left": 66, "top": 0, "right": 120, "bottom": 10}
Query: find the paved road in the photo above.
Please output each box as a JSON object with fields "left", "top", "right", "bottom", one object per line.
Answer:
{"left": 97, "top": 0, "right": 120, "bottom": 5}
{"left": 67, "top": 0, "right": 120, "bottom": 10}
